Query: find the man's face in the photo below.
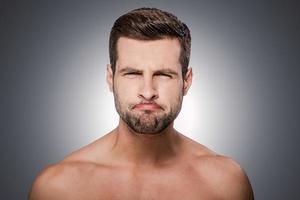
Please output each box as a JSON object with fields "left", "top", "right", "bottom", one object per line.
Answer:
{"left": 107, "top": 37, "right": 192, "bottom": 134}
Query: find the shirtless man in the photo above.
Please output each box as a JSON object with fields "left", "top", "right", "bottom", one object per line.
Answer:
{"left": 29, "top": 8, "right": 254, "bottom": 200}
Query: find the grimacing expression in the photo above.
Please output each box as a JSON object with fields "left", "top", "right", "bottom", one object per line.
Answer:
{"left": 107, "top": 37, "right": 192, "bottom": 135}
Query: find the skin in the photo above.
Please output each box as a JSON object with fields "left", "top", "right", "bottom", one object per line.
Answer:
{"left": 29, "top": 37, "right": 254, "bottom": 200}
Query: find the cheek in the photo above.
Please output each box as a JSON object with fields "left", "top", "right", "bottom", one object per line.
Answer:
{"left": 160, "top": 79, "right": 183, "bottom": 93}
{"left": 114, "top": 80, "right": 138, "bottom": 102}
{"left": 158, "top": 82, "right": 183, "bottom": 104}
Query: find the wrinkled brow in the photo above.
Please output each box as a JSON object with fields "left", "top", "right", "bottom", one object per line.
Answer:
{"left": 118, "top": 67, "right": 142, "bottom": 74}
{"left": 118, "top": 66, "right": 179, "bottom": 76}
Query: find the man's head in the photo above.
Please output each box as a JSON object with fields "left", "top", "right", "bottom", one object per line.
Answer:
{"left": 109, "top": 7, "right": 191, "bottom": 77}
{"left": 107, "top": 8, "right": 192, "bottom": 135}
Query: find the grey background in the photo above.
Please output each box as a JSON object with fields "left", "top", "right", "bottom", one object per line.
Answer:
{"left": 1, "top": 0, "right": 299, "bottom": 199}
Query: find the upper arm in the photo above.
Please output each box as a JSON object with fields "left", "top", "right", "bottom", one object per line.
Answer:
{"left": 234, "top": 165, "right": 254, "bottom": 199}
{"left": 28, "top": 174, "right": 51, "bottom": 200}
{"left": 215, "top": 157, "right": 254, "bottom": 200}
{"left": 28, "top": 165, "right": 68, "bottom": 200}
{"left": 200, "top": 155, "right": 254, "bottom": 200}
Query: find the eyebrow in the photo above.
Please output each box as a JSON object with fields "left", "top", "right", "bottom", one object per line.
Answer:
{"left": 118, "top": 67, "right": 142, "bottom": 74}
{"left": 155, "top": 69, "right": 179, "bottom": 76}
{"left": 118, "top": 67, "right": 179, "bottom": 76}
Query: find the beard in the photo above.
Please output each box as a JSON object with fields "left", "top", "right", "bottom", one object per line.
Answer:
{"left": 113, "top": 93, "right": 182, "bottom": 135}
{"left": 122, "top": 108, "right": 174, "bottom": 135}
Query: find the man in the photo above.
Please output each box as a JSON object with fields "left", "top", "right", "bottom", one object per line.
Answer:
{"left": 29, "top": 7, "right": 254, "bottom": 200}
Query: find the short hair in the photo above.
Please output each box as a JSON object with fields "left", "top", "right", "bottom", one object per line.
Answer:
{"left": 109, "top": 7, "right": 191, "bottom": 77}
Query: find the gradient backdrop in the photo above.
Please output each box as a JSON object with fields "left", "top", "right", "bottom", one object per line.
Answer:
{"left": 1, "top": 0, "right": 299, "bottom": 199}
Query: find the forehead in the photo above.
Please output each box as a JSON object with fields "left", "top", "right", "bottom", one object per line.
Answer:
{"left": 116, "top": 37, "right": 181, "bottom": 71}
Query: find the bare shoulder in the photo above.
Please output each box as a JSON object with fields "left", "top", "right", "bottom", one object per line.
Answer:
{"left": 180, "top": 135, "right": 254, "bottom": 199}
{"left": 195, "top": 154, "right": 254, "bottom": 199}
{"left": 64, "top": 132, "right": 114, "bottom": 163}
{"left": 28, "top": 162, "right": 75, "bottom": 200}
{"left": 29, "top": 133, "right": 114, "bottom": 200}
{"left": 29, "top": 160, "right": 110, "bottom": 200}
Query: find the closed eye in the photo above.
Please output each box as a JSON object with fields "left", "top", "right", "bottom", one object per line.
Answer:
{"left": 125, "top": 72, "right": 139, "bottom": 75}
{"left": 123, "top": 72, "right": 142, "bottom": 77}
{"left": 155, "top": 73, "right": 172, "bottom": 78}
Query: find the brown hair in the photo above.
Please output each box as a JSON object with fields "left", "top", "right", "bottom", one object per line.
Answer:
{"left": 109, "top": 7, "right": 191, "bottom": 77}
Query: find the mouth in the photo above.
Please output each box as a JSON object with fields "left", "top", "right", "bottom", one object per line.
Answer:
{"left": 133, "top": 103, "right": 163, "bottom": 111}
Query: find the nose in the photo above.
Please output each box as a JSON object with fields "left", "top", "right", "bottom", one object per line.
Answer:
{"left": 138, "top": 76, "right": 158, "bottom": 101}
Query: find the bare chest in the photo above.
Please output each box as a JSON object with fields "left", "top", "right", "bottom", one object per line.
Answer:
{"left": 68, "top": 166, "right": 217, "bottom": 200}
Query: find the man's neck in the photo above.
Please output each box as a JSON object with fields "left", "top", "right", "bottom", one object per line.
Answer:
{"left": 110, "top": 119, "right": 183, "bottom": 167}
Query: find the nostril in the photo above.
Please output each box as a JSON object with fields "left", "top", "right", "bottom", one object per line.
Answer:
{"left": 138, "top": 93, "right": 158, "bottom": 101}
{"left": 138, "top": 87, "right": 158, "bottom": 101}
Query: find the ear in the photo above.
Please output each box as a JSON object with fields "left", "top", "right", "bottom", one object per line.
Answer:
{"left": 106, "top": 64, "right": 113, "bottom": 92}
{"left": 183, "top": 67, "right": 193, "bottom": 96}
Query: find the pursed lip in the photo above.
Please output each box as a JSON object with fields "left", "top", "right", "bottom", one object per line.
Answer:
{"left": 133, "top": 103, "right": 163, "bottom": 111}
